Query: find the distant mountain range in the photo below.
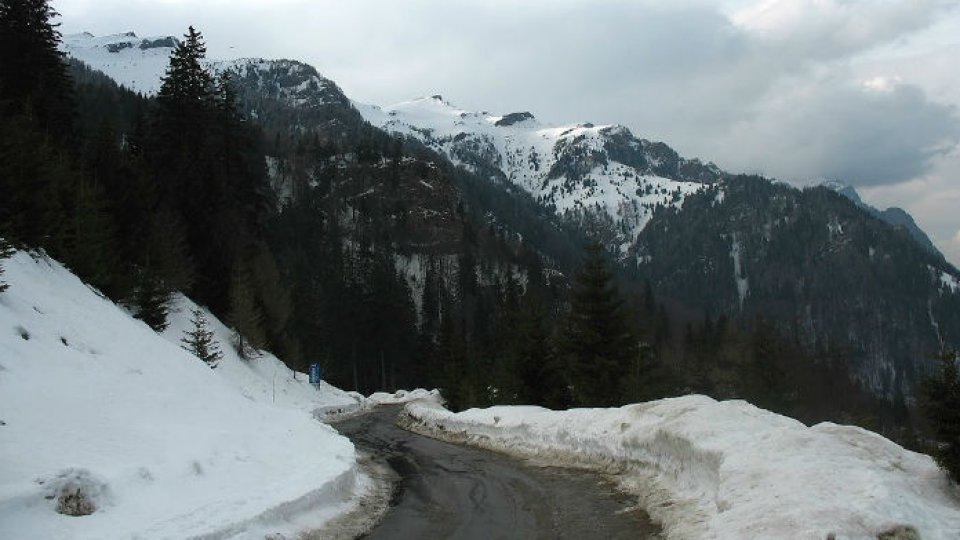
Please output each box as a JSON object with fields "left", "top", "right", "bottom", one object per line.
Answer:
{"left": 63, "top": 32, "right": 960, "bottom": 400}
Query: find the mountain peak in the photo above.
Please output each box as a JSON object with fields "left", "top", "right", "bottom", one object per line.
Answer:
{"left": 214, "top": 58, "right": 347, "bottom": 108}
{"left": 62, "top": 32, "right": 180, "bottom": 95}
{"left": 407, "top": 94, "right": 457, "bottom": 108}
{"left": 494, "top": 111, "right": 536, "bottom": 127}
{"left": 359, "top": 93, "right": 720, "bottom": 258}
{"left": 820, "top": 180, "right": 942, "bottom": 258}
{"left": 821, "top": 179, "right": 864, "bottom": 205}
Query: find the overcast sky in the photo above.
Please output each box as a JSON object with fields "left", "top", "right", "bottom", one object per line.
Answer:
{"left": 54, "top": 0, "right": 960, "bottom": 266}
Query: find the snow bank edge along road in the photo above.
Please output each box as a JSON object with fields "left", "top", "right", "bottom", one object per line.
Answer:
{"left": 400, "top": 397, "right": 960, "bottom": 540}
{"left": 367, "top": 388, "right": 442, "bottom": 406}
{"left": 0, "top": 251, "right": 366, "bottom": 540}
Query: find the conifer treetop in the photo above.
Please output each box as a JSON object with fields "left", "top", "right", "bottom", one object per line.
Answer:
{"left": 157, "top": 25, "right": 214, "bottom": 107}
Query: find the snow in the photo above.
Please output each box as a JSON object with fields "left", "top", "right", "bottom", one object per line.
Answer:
{"left": 367, "top": 388, "right": 442, "bottom": 406}
{"left": 265, "top": 155, "right": 296, "bottom": 208}
{"left": 0, "top": 251, "right": 367, "bottom": 539}
{"left": 713, "top": 187, "right": 726, "bottom": 206}
{"left": 62, "top": 34, "right": 334, "bottom": 108}
{"left": 401, "top": 396, "right": 960, "bottom": 540}
{"left": 940, "top": 271, "right": 960, "bottom": 293}
{"left": 355, "top": 96, "right": 706, "bottom": 252}
{"left": 730, "top": 233, "right": 749, "bottom": 309}
{"left": 927, "top": 266, "right": 960, "bottom": 295}
{"left": 62, "top": 32, "right": 176, "bottom": 95}
{"left": 160, "top": 294, "right": 365, "bottom": 420}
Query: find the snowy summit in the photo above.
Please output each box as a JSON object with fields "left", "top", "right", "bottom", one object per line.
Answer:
{"left": 356, "top": 95, "right": 717, "bottom": 257}
{"left": 62, "top": 32, "right": 180, "bottom": 95}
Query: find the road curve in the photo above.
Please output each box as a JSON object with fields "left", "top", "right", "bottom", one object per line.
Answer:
{"left": 333, "top": 405, "right": 660, "bottom": 540}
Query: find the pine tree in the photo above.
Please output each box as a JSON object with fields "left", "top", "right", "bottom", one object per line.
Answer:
{"left": 920, "top": 347, "right": 960, "bottom": 483}
{"left": 181, "top": 308, "right": 222, "bottom": 368}
{"left": 155, "top": 26, "right": 214, "bottom": 114}
{"left": 511, "top": 297, "right": 560, "bottom": 406}
{"left": 145, "top": 26, "right": 271, "bottom": 315}
{"left": 215, "top": 71, "right": 239, "bottom": 122}
{"left": 143, "top": 209, "right": 194, "bottom": 294}
{"left": 743, "top": 315, "right": 792, "bottom": 414}
{"left": 0, "top": 0, "right": 75, "bottom": 142}
{"left": 0, "top": 113, "right": 70, "bottom": 250}
{"left": 228, "top": 260, "right": 265, "bottom": 359}
{"left": 436, "top": 310, "right": 467, "bottom": 410}
{"left": 64, "top": 180, "right": 118, "bottom": 297}
{"left": 148, "top": 25, "right": 216, "bottom": 240}
{"left": 132, "top": 266, "right": 169, "bottom": 332}
{"left": 211, "top": 68, "right": 270, "bottom": 229}
{"left": 563, "top": 241, "right": 637, "bottom": 407}
{"left": 0, "top": 235, "right": 13, "bottom": 293}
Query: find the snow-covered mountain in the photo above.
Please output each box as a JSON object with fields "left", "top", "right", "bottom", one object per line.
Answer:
{"left": 63, "top": 32, "right": 346, "bottom": 109}
{"left": 63, "top": 33, "right": 719, "bottom": 257}
{"left": 62, "top": 32, "right": 178, "bottom": 95}
{"left": 357, "top": 96, "right": 723, "bottom": 256}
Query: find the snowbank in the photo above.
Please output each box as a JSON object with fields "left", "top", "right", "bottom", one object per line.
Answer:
{"left": 401, "top": 396, "right": 960, "bottom": 540}
{"left": 367, "top": 388, "right": 441, "bottom": 406}
{"left": 0, "top": 252, "right": 364, "bottom": 539}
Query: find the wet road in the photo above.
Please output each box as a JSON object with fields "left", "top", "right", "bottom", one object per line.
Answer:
{"left": 333, "top": 406, "right": 660, "bottom": 540}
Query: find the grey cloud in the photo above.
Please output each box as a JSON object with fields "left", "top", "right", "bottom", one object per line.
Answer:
{"left": 53, "top": 0, "right": 960, "bottom": 254}
{"left": 705, "top": 80, "right": 960, "bottom": 187}
{"left": 817, "top": 85, "right": 960, "bottom": 186}
{"left": 736, "top": 0, "right": 950, "bottom": 63}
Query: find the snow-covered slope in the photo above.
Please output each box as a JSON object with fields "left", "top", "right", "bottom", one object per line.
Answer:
{"left": 160, "top": 293, "right": 365, "bottom": 419}
{"left": 62, "top": 32, "right": 178, "bottom": 95}
{"left": 0, "top": 251, "right": 366, "bottom": 539}
{"left": 402, "top": 397, "right": 960, "bottom": 540}
{"left": 357, "top": 96, "right": 718, "bottom": 255}
{"left": 63, "top": 32, "right": 346, "bottom": 110}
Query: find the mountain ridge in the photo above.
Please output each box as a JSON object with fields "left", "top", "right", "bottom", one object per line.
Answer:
{"left": 61, "top": 31, "right": 960, "bottom": 402}
{"left": 62, "top": 31, "right": 942, "bottom": 264}
{"left": 355, "top": 95, "right": 725, "bottom": 258}
{"left": 821, "top": 180, "right": 944, "bottom": 259}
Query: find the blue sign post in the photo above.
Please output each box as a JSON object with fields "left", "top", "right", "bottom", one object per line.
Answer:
{"left": 309, "top": 363, "right": 321, "bottom": 385}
